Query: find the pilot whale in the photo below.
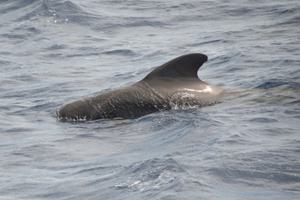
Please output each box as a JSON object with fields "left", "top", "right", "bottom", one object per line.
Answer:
{"left": 57, "top": 53, "right": 223, "bottom": 121}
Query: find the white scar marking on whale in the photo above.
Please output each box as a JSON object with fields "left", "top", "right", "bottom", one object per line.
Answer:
{"left": 183, "top": 86, "right": 212, "bottom": 93}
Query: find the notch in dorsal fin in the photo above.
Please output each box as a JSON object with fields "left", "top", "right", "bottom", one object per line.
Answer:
{"left": 143, "top": 53, "right": 208, "bottom": 80}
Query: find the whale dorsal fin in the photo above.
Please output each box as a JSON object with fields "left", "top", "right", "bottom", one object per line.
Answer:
{"left": 143, "top": 53, "right": 208, "bottom": 80}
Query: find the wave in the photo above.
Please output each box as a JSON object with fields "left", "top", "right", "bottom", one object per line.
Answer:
{"left": 102, "top": 49, "right": 137, "bottom": 56}
{"left": 0, "top": 0, "right": 101, "bottom": 26}
{"left": 256, "top": 79, "right": 300, "bottom": 89}
{"left": 22, "top": 0, "right": 98, "bottom": 24}
{"left": 114, "top": 158, "right": 184, "bottom": 192}
{"left": 209, "top": 167, "right": 300, "bottom": 185}
{"left": 0, "top": 0, "right": 167, "bottom": 31}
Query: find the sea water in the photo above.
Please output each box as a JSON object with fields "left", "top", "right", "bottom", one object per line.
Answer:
{"left": 0, "top": 0, "right": 299, "bottom": 199}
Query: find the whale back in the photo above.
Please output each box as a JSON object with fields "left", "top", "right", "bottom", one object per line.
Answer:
{"left": 57, "top": 53, "right": 223, "bottom": 121}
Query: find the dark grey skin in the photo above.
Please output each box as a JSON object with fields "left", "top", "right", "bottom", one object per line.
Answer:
{"left": 57, "top": 53, "right": 223, "bottom": 121}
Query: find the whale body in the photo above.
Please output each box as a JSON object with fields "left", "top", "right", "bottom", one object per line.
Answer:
{"left": 57, "top": 53, "right": 223, "bottom": 121}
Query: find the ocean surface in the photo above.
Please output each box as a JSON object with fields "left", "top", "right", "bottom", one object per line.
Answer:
{"left": 1, "top": 0, "right": 300, "bottom": 199}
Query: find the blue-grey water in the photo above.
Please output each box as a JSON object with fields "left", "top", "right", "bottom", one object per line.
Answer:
{"left": 1, "top": 0, "right": 300, "bottom": 199}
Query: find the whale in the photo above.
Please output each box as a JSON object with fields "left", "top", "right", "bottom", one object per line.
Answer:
{"left": 57, "top": 53, "right": 223, "bottom": 121}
